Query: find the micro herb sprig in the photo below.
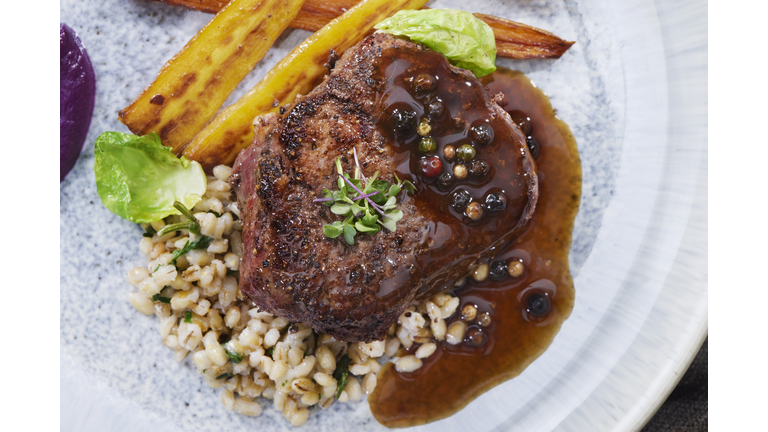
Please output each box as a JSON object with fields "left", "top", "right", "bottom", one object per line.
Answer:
{"left": 153, "top": 201, "right": 213, "bottom": 268}
{"left": 156, "top": 202, "right": 201, "bottom": 236}
{"left": 314, "top": 148, "right": 415, "bottom": 245}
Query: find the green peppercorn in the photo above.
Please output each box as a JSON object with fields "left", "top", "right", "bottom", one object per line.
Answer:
{"left": 456, "top": 144, "right": 476, "bottom": 162}
{"left": 418, "top": 137, "right": 437, "bottom": 153}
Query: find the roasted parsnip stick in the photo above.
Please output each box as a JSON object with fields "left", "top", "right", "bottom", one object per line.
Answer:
{"left": 475, "top": 13, "right": 574, "bottom": 59}
{"left": 147, "top": 0, "right": 574, "bottom": 59}
{"left": 119, "top": 0, "right": 307, "bottom": 153}
{"left": 181, "top": 0, "right": 428, "bottom": 171}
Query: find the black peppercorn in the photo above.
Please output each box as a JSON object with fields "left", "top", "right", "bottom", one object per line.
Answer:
{"left": 428, "top": 100, "right": 445, "bottom": 120}
{"left": 470, "top": 123, "right": 494, "bottom": 146}
{"left": 391, "top": 108, "right": 417, "bottom": 136}
{"left": 413, "top": 73, "right": 436, "bottom": 93}
{"left": 489, "top": 260, "right": 509, "bottom": 280}
{"left": 527, "top": 293, "right": 550, "bottom": 316}
{"left": 451, "top": 189, "right": 471, "bottom": 211}
{"left": 437, "top": 172, "right": 454, "bottom": 190}
{"left": 468, "top": 159, "right": 490, "bottom": 179}
{"left": 526, "top": 136, "right": 540, "bottom": 158}
{"left": 507, "top": 110, "right": 532, "bottom": 135}
{"left": 485, "top": 192, "right": 506, "bottom": 212}
{"left": 466, "top": 328, "right": 486, "bottom": 346}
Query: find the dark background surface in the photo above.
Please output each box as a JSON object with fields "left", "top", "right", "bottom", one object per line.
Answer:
{"left": 641, "top": 338, "right": 708, "bottom": 431}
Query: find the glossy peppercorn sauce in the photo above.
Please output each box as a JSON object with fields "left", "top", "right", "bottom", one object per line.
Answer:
{"left": 367, "top": 46, "right": 539, "bottom": 303}
{"left": 373, "top": 47, "right": 533, "bottom": 229}
{"left": 368, "top": 65, "right": 581, "bottom": 427}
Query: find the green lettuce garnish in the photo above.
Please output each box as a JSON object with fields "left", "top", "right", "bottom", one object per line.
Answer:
{"left": 94, "top": 132, "right": 206, "bottom": 223}
{"left": 374, "top": 9, "right": 497, "bottom": 77}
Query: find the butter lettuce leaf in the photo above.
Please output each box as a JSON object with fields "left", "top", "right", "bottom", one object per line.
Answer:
{"left": 94, "top": 132, "right": 206, "bottom": 223}
{"left": 374, "top": 9, "right": 496, "bottom": 77}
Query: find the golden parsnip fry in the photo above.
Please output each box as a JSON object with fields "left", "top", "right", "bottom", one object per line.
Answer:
{"left": 147, "top": 0, "right": 574, "bottom": 59}
{"left": 119, "top": 0, "right": 307, "bottom": 154}
{"left": 154, "top": 0, "right": 229, "bottom": 14}
{"left": 182, "top": 0, "right": 428, "bottom": 171}
{"left": 291, "top": 0, "right": 358, "bottom": 31}
{"left": 474, "top": 13, "right": 575, "bottom": 59}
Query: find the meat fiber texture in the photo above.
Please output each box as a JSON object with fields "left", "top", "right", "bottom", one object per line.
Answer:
{"left": 231, "top": 33, "right": 537, "bottom": 342}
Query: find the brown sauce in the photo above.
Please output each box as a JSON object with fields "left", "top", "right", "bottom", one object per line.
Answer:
{"left": 370, "top": 46, "right": 538, "bottom": 300}
{"left": 368, "top": 66, "right": 582, "bottom": 427}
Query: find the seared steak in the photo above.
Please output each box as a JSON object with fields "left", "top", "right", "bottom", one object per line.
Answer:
{"left": 230, "top": 33, "right": 537, "bottom": 342}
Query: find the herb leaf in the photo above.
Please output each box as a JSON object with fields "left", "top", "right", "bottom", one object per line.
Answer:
{"left": 330, "top": 203, "right": 351, "bottom": 215}
{"left": 157, "top": 220, "right": 197, "bottom": 237}
{"left": 183, "top": 311, "right": 192, "bottom": 323}
{"left": 322, "top": 189, "right": 335, "bottom": 207}
{"left": 386, "top": 209, "right": 404, "bottom": 222}
{"left": 379, "top": 216, "right": 397, "bottom": 232}
{"left": 151, "top": 293, "right": 171, "bottom": 303}
{"left": 388, "top": 184, "right": 401, "bottom": 198}
{"left": 142, "top": 225, "right": 157, "bottom": 238}
{"left": 362, "top": 210, "right": 378, "bottom": 227}
{"left": 216, "top": 373, "right": 233, "bottom": 380}
{"left": 382, "top": 196, "right": 397, "bottom": 210}
{"left": 355, "top": 221, "right": 381, "bottom": 234}
{"left": 223, "top": 343, "right": 244, "bottom": 364}
{"left": 401, "top": 180, "right": 416, "bottom": 195}
{"left": 343, "top": 224, "right": 356, "bottom": 245}
{"left": 323, "top": 222, "right": 344, "bottom": 238}
{"left": 169, "top": 235, "right": 213, "bottom": 267}
{"left": 333, "top": 355, "right": 351, "bottom": 399}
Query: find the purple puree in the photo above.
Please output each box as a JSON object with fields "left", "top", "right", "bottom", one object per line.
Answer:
{"left": 60, "top": 23, "right": 95, "bottom": 182}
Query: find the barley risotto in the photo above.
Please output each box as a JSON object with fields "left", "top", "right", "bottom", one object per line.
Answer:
{"left": 126, "top": 164, "right": 470, "bottom": 426}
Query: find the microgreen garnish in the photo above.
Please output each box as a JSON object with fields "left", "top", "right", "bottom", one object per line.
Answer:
{"left": 315, "top": 150, "right": 415, "bottom": 245}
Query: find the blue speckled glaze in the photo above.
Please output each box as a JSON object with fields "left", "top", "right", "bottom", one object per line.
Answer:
{"left": 60, "top": 0, "right": 708, "bottom": 431}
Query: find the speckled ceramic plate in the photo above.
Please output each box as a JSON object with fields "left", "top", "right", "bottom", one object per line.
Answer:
{"left": 60, "top": 0, "right": 707, "bottom": 430}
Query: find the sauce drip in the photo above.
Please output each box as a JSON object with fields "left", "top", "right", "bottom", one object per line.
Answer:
{"left": 368, "top": 67, "right": 582, "bottom": 427}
